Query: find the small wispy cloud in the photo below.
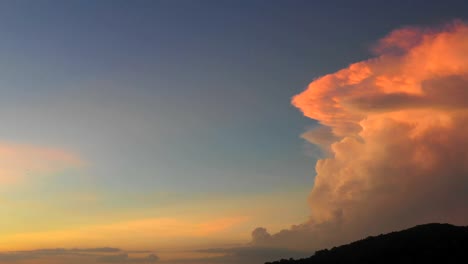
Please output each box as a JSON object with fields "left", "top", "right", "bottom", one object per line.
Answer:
{"left": 0, "top": 142, "right": 83, "bottom": 185}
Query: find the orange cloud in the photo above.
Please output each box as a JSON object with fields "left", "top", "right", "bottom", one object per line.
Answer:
{"left": 255, "top": 21, "right": 468, "bottom": 251}
{"left": 0, "top": 142, "right": 83, "bottom": 184}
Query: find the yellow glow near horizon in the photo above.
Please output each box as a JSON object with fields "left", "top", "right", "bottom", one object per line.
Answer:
{"left": 0, "top": 216, "right": 249, "bottom": 251}
{"left": 0, "top": 186, "right": 310, "bottom": 252}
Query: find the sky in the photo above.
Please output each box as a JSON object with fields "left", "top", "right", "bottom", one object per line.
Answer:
{"left": 0, "top": 1, "right": 468, "bottom": 263}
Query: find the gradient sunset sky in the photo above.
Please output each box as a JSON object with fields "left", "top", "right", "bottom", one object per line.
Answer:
{"left": 1, "top": 1, "right": 468, "bottom": 264}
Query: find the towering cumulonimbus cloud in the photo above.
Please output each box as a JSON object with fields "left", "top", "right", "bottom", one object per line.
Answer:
{"left": 253, "top": 21, "right": 468, "bottom": 251}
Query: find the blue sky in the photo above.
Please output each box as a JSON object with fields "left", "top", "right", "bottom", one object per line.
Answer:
{"left": 0, "top": 0, "right": 467, "bottom": 262}
{"left": 2, "top": 0, "right": 466, "bottom": 194}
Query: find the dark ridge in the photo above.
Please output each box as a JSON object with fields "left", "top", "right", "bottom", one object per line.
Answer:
{"left": 266, "top": 223, "right": 468, "bottom": 264}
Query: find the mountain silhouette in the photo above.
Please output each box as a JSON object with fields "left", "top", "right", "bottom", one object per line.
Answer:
{"left": 265, "top": 223, "right": 468, "bottom": 264}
